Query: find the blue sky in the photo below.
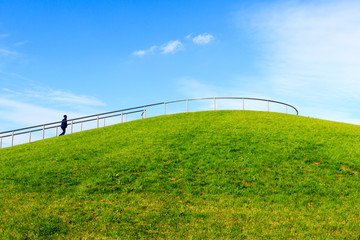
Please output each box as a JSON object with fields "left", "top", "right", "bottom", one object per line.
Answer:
{"left": 1, "top": 0, "right": 360, "bottom": 132}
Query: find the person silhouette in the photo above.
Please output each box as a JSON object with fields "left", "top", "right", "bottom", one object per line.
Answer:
{"left": 59, "top": 115, "right": 68, "bottom": 136}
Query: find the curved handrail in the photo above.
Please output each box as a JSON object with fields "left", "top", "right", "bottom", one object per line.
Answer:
{"left": 169, "top": 97, "right": 298, "bottom": 115}
{"left": 0, "top": 97, "right": 298, "bottom": 148}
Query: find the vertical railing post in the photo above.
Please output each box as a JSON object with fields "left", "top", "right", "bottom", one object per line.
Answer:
{"left": 121, "top": 112, "right": 123, "bottom": 123}
{"left": 186, "top": 99, "right": 189, "bottom": 112}
{"left": 42, "top": 126, "right": 45, "bottom": 140}
{"left": 144, "top": 107, "right": 146, "bottom": 118}
{"left": 286, "top": 106, "right": 288, "bottom": 114}
{"left": 243, "top": 99, "right": 245, "bottom": 110}
{"left": 267, "top": 101, "right": 269, "bottom": 112}
{"left": 29, "top": 132, "right": 32, "bottom": 143}
{"left": 71, "top": 120, "right": 74, "bottom": 133}
{"left": 104, "top": 118, "right": 106, "bottom": 127}
{"left": 214, "top": 97, "right": 216, "bottom": 110}
{"left": 0, "top": 137, "right": 2, "bottom": 149}
{"left": 97, "top": 116, "right": 99, "bottom": 128}
{"left": 56, "top": 127, "right": 58, "bottom": 136}
{"left": 164, "top": 102, "right": 166, "bottom": 115}
{"left": 125, "top": 114, "right": 127, "bottom": 122}
{"left": 80, "top": 122, "right": 83, "bottom": 132}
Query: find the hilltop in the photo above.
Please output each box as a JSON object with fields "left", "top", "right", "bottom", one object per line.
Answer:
{"left": 1, "top": 111, "right": 360, "bottom": 239}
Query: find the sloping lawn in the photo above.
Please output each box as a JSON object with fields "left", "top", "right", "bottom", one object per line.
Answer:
{"left": 1, "top": 111, "right": 360, "bottom": 239}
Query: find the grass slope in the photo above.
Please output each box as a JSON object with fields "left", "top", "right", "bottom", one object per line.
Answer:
{"left": 1, "top": 111, "right": 360, "bottom": 239}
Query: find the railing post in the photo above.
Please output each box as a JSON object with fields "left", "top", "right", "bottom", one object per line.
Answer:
{"left": 104, "top": 118, "right": 106, "bottom": 127}
{"left": 56, "top": 127, "right": 58, "bottom": 136}
{"left": 0, "top": 137, "right": 2, "bottom": 149}
{"left": 42, "top": 126, "right": 45, "bottom": 140}
{"left": 164, "top": 102, "right": 166, "bottom": 115}
{"left": 187, "top": 99, "right": 189, "bottom": 112}
{"left": 143, "top": 107, "right": 146, "bottom": 118}
{"left": 125, "top": 114, "right": 127, "bottom": 122}
{"left": 71, "top": 120, "right": 74, "bottom": 133}
{"left": 286, "top": 106, "right": 288, "bottom": 114}
{"left": 29, "top": 132, "right": 32, "bottom": 143}
{"left": 267, "top": 101, "right": 269, "bottom": 112}
{"left": 11, "top": 131, "right": 14, "bottom": 146}
{"left": 214, "top": 97, "right": 216, "bottom": 110}
{"left": 121, "top": 112, "right": 123, "bottom": 123}
{"left": 243, "top": 99, "right": 245, "bottom": 110}
{"left": 80, "top": 122, "right": 83, "bottom": 132}
{"left": 97, "top": 116, "right": 99, "bottom": 128}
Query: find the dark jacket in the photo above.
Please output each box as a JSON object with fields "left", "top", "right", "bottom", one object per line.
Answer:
{"left": 61, "top": 119, "right": 68, "bottom": 129}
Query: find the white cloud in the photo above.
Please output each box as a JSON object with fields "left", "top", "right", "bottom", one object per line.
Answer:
{"left": 132, "top": 32, "right": 214, "bottom": 57}
{"left": 132, "top": 50, "right": 147, "bottom": 56}
{"left": 160, "top": 40, "right": 183, "bottom": 54}
{"left": 133, "top": 40, "right": 183, "bottom": 56}
{"left": 192, "top": 33, "right": 214, "bottom": 45}
{"left": 132, "top": 46, "right": 157, "bottom": 57}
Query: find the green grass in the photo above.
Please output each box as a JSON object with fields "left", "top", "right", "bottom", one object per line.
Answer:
{"left": 1, "top": 110, "right": 360, "bottom": 239}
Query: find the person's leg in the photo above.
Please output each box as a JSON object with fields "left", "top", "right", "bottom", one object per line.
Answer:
{"left": 59, "top": 128, "right": 65, "bottom": 136}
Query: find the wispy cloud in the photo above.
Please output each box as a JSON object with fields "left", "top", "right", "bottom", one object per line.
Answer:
{"left": 0, "top": 34, "right": 10, "bottom": 38}
{"left": 2, "top": 87, "right": 106, "bottom": 107}
{"left": 160, "top": 40, "right": 183, "bottom": 54}
{"left": 249, "top": 1, "right": 360, "bottom": 98}
{"left": 14, "top": 40, "right": 28, "bottom": 46}
{"left": 235, "top": 0, "right": 360, "bottom": 123}
{"left": 0, "top": 87, "right": 106, "bottom": 131}
{"left": 0, "top": 48, "right": 17, "bottom": 57}
{"left": 36, "top": 90, "right": 105, "bottom": 106}
{"left": 1, "top": 88, "right": 16, "bottom": 93}
{"left": 0, "top": 98, "right": 66, "bottom": 126}
{"left": 0, "top": 34, "right": 19, "bottom": 58}
{"left": 0, "top": 97, "right": 88, "bottom": 131}
{"left": 185, "top": 33, "right": 193, "bottom": 39}
{"left": 192, "top": 33, "right": 214, "bottom": 45}
{"left": 0, "top": 70, "right": 29, "bottom": 81}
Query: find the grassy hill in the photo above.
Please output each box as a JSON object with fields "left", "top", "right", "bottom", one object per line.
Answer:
{"left": 1, "top": 110, "right": 360, "bottom": 239}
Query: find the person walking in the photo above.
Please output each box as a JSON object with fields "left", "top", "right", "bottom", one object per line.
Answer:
{"left": 59, "top": 115, "right": 68, "bottom": 136}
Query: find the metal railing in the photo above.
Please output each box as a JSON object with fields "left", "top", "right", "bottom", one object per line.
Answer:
{"left": 0, "top": 97, "right": 298, "bottom": 149}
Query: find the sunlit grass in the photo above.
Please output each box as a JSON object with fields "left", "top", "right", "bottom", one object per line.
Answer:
{"left": 1, "top": 111, "right": 360, "bottom": 239}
